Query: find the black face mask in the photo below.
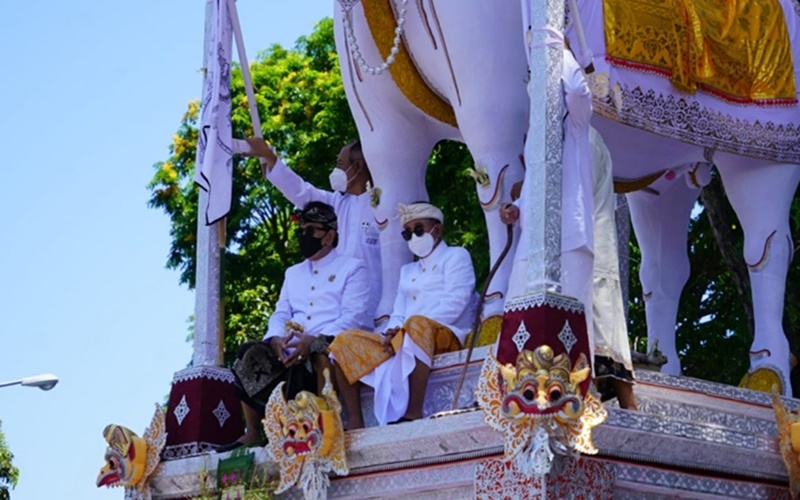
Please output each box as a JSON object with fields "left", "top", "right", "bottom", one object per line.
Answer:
{"left": 298, "top": 231, "right": 324, "bottom": 259}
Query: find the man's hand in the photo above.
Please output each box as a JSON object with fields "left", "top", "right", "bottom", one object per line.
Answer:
{"left": 284, "top": 333, "right": 315, "bottom": 366}
{"left": 269, "top": 336, "right": 289, "bottom": 364}
{"left": 243, "top": 137, "right": 278, "bottom": 172}
{"left": 382, "top": 327, "right": 400, "bottom": 355}
{"left": 499, "top": 203, "right": 520, "bottom": 225}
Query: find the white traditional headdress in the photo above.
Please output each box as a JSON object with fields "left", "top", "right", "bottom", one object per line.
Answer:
{"left": 397, "top": 202, "right": 444, "bottom": 226}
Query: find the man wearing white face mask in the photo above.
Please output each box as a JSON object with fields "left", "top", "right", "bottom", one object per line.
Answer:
{"left": 329, "top": 202, "right": 477, "bottom": 429}
{"left": 238, "top": 138, "right": 382, "bottom": 324}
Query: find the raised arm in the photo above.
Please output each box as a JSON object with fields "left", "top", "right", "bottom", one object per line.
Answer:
{"left": 562, "top": 49, "right": 593, "bottom": 129}
{"left": 235, "top": 137, "right": 336, "bottom": 208}
{"left": 267, "top": 159, "right": 336, "bottom": 208}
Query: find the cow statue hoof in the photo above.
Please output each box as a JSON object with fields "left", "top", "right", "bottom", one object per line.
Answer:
{"left": 740, "top": 365, "right": 786, "bottom": 396}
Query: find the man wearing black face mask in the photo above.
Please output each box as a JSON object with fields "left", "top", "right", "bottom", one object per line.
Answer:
{"left": 216, "top": 201, "right": 370, "bottom": 453}
{"left": 236, "top": 138, "right": 382, "bottom": 326}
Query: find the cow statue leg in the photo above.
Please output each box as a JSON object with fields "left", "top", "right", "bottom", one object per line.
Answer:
{"left": 429, "top": 5, "right": 528, "bottom": 321}
{"left": 363, "top": 132, "right": 439, "bottom": 325}
{"left": 716, "top": 153, "right": 800, "bottom": 395}
{"left": 627, "top": 176, "right": 700, "bottom": 375}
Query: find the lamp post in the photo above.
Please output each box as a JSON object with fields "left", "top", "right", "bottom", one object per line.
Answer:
{"left": 0, "top": 373, "right": 59, "bottom": 391}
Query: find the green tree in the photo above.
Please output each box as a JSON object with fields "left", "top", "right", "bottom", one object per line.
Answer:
{"left": 148, "top": 18, "right": 484, "bottom": 362}
{"left": 0, "top": 420, "right": 19, "bottom": 500}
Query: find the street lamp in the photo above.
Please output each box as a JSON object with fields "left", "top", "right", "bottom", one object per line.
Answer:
{"left": 0, "top": 373, "right": 59, "bottom": 391}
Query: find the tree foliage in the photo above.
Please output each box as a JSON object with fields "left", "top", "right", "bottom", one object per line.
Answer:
{"left": 0, "top": 420, "right": 19, "bottom": 500}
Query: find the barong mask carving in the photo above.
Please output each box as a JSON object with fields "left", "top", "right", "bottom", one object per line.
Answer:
{"left": 264, "top": 369, "right": 348, "bottom": 500}
{"left": 498, "top": 346, "right": 590, "bottom": 422}
{"left": 280, "top": 391, "right": 335, "bottom": 458}
{"left": 477, "top": 347, "right": 606, "bottom": 477}
{"left": 96, "top": 404, "right": 166, "bottom": 500}
{"left": 771, "top": 391, "right": 800, "bottom": 497}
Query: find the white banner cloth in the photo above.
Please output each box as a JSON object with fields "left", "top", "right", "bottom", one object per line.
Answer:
{"left": 195, "top": 0, "right": 234, "bottom": 225}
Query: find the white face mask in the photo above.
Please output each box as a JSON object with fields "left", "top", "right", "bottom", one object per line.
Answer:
{"left": 408, "top": 232, "right": 435, "bottom": 258}
{"left": 329, "top": 168, "right": 349, "bottom": 192}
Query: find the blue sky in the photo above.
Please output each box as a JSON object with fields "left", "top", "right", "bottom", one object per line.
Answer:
{"left": 0, "top": 2, "right": 331, "bottom": 498}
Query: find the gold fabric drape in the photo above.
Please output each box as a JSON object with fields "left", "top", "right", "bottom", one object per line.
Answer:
{"left": 361, "top": 0, "right": 458, "bottom": 126}
{"left": 604, "top": 0, "right": 797, "bottom": 105}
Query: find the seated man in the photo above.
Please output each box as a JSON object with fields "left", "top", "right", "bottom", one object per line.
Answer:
{"left": 238, "top": 137, "right": 382, "bottom": 324}
{"left": 329, "top": 202, "right": 476, "bottom": 429}
{"left": 216, "top": 201, "right": 370, "bottom": 452}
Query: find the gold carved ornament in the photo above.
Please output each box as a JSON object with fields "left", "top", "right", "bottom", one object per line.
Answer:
{"left": 263, "top": 369, "right": 347, "bottom": 500}
{"left": 476, "top": 346, "right": 607, "bottom": 477}
{"left": 771, "top": 391, "right": 800, "bottom": 497}
{"left": 96, "top": 404, "right": 167, "bottom": 500}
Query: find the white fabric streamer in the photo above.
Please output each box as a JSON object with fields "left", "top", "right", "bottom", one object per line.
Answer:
{"left": 195, "top": 0, "right": 234, "bottom": 225}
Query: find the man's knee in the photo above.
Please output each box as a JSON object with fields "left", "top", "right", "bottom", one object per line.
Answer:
{"left": 404, "top": 315, "right": 434, "bottom": 328}
{"left": 236, "top": 340, "right": 262, "bottom": 360}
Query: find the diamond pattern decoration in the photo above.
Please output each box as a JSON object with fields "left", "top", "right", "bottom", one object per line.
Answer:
{"left": 212, "top": 399, "right": 231, "bottom": 428}
{"left": 512, "top": 321, "right": 531, "bottom": 353}
{"left": 173, "top": 395, "right": 190, "bottom": 426}
{"left": 337, "top": 0, "right": 360, "bottom": 12}
{"left": 558, "top": 320, "right": 577, "bottom": 353}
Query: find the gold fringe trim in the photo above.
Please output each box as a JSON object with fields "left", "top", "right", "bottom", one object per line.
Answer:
{"left": 613, "top": 171, "right": 665, "bottom": 194}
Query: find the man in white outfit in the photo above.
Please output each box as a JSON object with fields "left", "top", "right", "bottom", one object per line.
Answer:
{"left": 330, "top": 202, "right": 476, "bottom": 429}
{"left": 501, "top": 42, "right": 637, "bottom": 410}
{"left": 217, "top": 201, "right": 371, "bottom": 452}
{"left": 241, "top": 138, "right": 382, "bottom": 325}
{"left": 502, "top": 45, "right": 594, "bottom": 325}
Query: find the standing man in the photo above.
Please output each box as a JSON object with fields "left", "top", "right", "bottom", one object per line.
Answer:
{"left": 502, "top": 43, "right": 594, "bottom": 329}
{"left": 329, "top": 202, "right": 476, "bottom": 429}
{"left": 240, "top": 138, "right": 382, "bottom": 325}
{"left": 216, "top": 201, "right": 370, "bottom": 452}
{"left": 500, "top": 42, "right": 637, "bottom": 410}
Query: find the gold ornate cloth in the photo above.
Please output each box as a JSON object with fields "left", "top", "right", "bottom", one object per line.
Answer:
{"left": 329, "top": 315, "right": 461, "bottom": 384}
{"left": 603, "top": 0, "right": 797, "bottom": 106}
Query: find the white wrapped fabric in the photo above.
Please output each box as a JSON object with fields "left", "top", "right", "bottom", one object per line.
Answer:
{"left": 590, "top": 128, "right": 634, "bottom": 373}
{"left": 397, "top": 202, "right": 444, "bottom": 226}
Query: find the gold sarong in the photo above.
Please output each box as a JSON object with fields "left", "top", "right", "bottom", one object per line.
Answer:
{"left": 330, "top": 315, "right": 462, "bottom": 385}
{"left": 603, "top": 0, "right": 797, "bottom": 105}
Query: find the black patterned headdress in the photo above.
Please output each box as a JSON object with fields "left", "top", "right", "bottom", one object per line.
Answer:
{"left": 298, "top": 201, "right": 338, "bottom": 231}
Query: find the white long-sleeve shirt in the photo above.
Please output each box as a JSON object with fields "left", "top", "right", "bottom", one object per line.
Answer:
{"left": 385, "top": 243, "right": 477, "bottom": 344}
{"left": 266, "top": 160, "right": 382, "bottom": 322}
{"left": 265, "top": 249, "right": 370, "bottom": 339}
{"left": 561, "top": 48, "right": 595, "bottom": 253}
{"left": 514, "top": 48, "right": 594, "bottom": 263}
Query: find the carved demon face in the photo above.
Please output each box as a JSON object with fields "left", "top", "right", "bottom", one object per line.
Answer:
{"left": 96, "top": 425, "right": 147, "bottom": 488}
{"left": 498, "top": 345, "right": 590, "bottom": 421}
{"left": 279, "top": 391, "right": 335, "bottom": 458}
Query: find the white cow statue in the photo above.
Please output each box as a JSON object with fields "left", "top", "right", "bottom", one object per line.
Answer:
{"left": 332, "top": 0, "right": 800, "bottom": 395}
